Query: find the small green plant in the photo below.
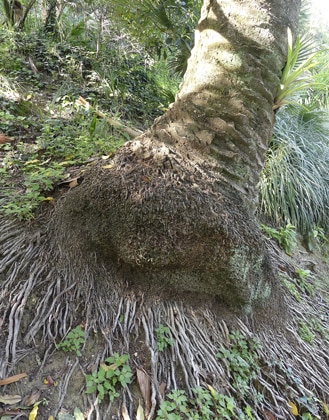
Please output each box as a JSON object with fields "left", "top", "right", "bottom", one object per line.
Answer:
{"left": 85, "top": 353, "right": 133, "bottom": 402}
{"left": 217, "top": 331, "right": 260, "bottom": 398}
{"left": 274, "top": 28, "right": 320, "bottom": 110}
{"left": 260, "top": 223, "right": 297, "bottom": 254}
{"left": 155, "top": 324, "right": 174, "bottom": 352}
{"left": 280, "top": 275, "right": 301, "bottom": 302}
{"left": 295, "top": 268, "right": 315, "bottom": 296}
{"left": 304, "top": 226, "right": 328, "bottom": 252}
{"left": 296, "top": 394, "right": 322, "bottom": 419}
{"left": 309, "top": 318, "right": 329, "bottom": 340}
{"left": 156, "top": 386, "right": 240, "bottom": 419}
{"left": 57, "top": 325, "right": 85, "bottom": 356}
{"left": 298, "top": 321, "right": 315, "bottom": 343}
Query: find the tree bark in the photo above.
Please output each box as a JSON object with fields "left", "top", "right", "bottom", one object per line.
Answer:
{"left": 152, "top": 0, "right": 300, "bottom": 209}
{"left": 51, "top": 0, "right": 301, "bottom": 315}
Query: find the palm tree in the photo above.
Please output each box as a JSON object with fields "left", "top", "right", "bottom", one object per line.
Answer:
{"left": 2, "top": 1, "right": 310, "bottom": 417}
{"left": 48, "top": 0, "right": 300, "bottom": 311}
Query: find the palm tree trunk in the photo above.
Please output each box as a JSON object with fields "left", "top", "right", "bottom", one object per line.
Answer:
{"left": 51, "top": 0, "right": 301, "bottom": 314}
{"left": 151, "top": 0, "right": 301, "bottom": 209}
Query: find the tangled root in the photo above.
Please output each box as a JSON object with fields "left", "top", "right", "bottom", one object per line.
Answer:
{"left": 0, "top": 216, "right": 328, "bottom": 419}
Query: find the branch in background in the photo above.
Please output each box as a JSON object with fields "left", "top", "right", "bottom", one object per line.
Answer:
{"left": 76, "top": 97, "right": 143, "bottom": 139}
{"left": 18, "top": 0, "right": 38, "bottom": 29}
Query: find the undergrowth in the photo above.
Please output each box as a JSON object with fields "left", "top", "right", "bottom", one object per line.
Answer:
{"left": 0, "top": 26, "right": 176, "bottom": 220}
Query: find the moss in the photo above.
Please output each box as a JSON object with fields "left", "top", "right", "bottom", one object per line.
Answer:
{"left": 229, "top": 246, "right": 272, "bottom": 308}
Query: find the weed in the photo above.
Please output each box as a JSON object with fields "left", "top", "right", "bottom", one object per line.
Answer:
{"left": 217, "top": 331, "right": 260, "bottom": 398}
{"left": 304, "top": 226, "right": 328, "bottom": 252}
{"left": 295, "top": 268, "right": 315, "bottom": 296}
{"left": 1, "top": 160, "right": 64, "bottom": 220}
{"left": 57, "top": 325, "right": 85, "bottom": 356}
{"left": 298, "top": 321, "right": 315, "bottom": 343}
{"left": 260, "top": 223, "right": 297, "bottom": 254}
{"left": 309, "top": 318, "right": 329, "bottom": 340}
{"left": 280, "top": 275, "right": 301, "bottom": 302}
{"left": 85, "top": 353, "right": 133, "bottom": 402}
{"left": 156, "top": 385, "right": 254, "bottom": 419}
{"left": 155, "top": 324, "right": 174, "bottom": 352}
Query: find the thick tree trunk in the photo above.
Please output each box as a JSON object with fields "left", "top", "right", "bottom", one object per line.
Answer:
{"left": 51, "top": 0, "right": 301, "bottom": 315}
{"left": 152, "top": 0, "right": 300, "bottom": 209}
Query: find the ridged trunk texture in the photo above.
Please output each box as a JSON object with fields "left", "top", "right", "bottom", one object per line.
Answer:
{"left": 51, "top": 0, "right": 301, "bottom": 315}
{"left": 152, "top": 0, "right": 301, "bottom": 209}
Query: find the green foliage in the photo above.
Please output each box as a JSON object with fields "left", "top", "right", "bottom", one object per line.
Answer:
{"left": 57, "top": 326, "right": 85, "bottom": 356}
{"left": 260, "top": 223, "right": 297, "bottom": 255}
{"left": 259, "top": 108, "right": 329, "bottom": 237}
{"left": 309, "top": 318, "right": 329, "bottom": 340}
{"left": 303, "top": 225, "right": 328, "bottom": 252}
{"left": 274, "top": 28, "right": 320, "bottom": 110}
{"left": 0, "top": 8, "right": 184, "bottom": 220}
{"left": 280, "top": 275, "right": 301, "bottom": 302}
{"left": 85, "top": 353, "right": 133, "bottom": 402}
{"left": 261, "top": 21, "right": 329, "bottom": 240}
{"left": 111, "top": 0, "right": 201, "bottom": 75}
{"left": 217, "top": 331, "right": 261, "bottom": 398}
{"left": 297, "top": 321, "right": 315, "bottom": 343}
{"left": 155, "top": 324, "right": 174, "bottom": 352}
{"left": 295, "top": 268, "right": 315, "bottom": 297}
{"left": 156, "top": 386, "right": 244, "bottom": 419}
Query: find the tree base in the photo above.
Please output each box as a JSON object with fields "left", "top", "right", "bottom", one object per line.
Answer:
{"left": 51, "top": 136, "right": 280, "bottom": 314}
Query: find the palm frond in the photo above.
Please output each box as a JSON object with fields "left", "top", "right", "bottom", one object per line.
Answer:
{"left": 274, "top": 28, "right": 320, "bottom": 110}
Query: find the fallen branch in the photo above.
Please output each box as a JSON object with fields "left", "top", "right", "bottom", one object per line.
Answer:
{"left": 76, "top": 97, "right": 143, "bottom": 139}
{"left": 0, "top": 372, "right": 27, "bottom": 386}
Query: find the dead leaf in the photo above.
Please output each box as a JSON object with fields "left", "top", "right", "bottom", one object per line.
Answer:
{"left": 44, "top": 375, "right": 55, "bottom": 387}
{"left": 23, "top": 390, "right": 41, "bottom": 407}
{"left": 29, "top": 404, "right": 39, "bottom": 420}
{"left": 0, "top": 134, "right": 12, "bottom": 145}
{"left": 121, "top": 403, "right": 131, "bottom": 420}
{"left": 69, "top": 178, "right": 79, "bottom": 188}
{"left": 136, "top": 368, "right": 151, "bottom": 415}
{"left": 159, "top": 382, "right": 166, "bottom": 398}
{"left": 288, "top": 401, "right": 298, "bottom": 416}
{"left": 102, "top": 164, "right": 114, "bottom": 169}
{"left": 0, "top": 394, "right": 22, "bottom": 405}
{"left": 0, "top": 373, "right": 27, "bottom": 386}
{"left": 262, "top": 409, "right": 277, "bottom": 420}
{"left": 100, "top": 362, "right": 117, "bottom": 371}
{"left": 136, "top": 401, "right": 145, "bottom": 420}
{"left": 101, "top": 154, "right": 113, "bottom": 160}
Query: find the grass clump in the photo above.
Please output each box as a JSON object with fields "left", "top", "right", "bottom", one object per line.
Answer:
{"left": 259, "top": 108, "right": 329, "bottom": 238}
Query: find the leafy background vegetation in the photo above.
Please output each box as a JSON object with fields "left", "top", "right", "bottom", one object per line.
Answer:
{"left": 1, "top": 0, "right": 329, "bottom": 418}
{"left": 1, "top": 0, "right": 329, "bottom": 239}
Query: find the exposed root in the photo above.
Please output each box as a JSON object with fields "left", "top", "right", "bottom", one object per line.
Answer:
{"left": 0, "top": 216, "right": 328, "bottom": 419}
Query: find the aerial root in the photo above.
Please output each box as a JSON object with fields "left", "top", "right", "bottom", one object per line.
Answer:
{"left": 0, "top": 217, "right": 328, "bottom": 419}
